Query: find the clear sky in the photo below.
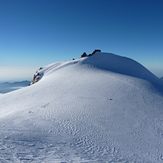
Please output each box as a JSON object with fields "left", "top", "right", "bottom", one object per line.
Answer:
{"left": 0, "top": 0, "right": 163, "bottom": 82}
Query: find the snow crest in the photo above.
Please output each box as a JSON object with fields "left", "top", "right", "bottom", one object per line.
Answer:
{"left": 0, "top": 52, "right": 163, "bottom": 162}
{"left": 35, "top": 52, "right": 161, "bottom": 84}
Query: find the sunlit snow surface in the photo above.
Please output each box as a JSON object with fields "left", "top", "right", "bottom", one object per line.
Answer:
{"left": 0, "top": 52, "right": 163, "bottom": 163}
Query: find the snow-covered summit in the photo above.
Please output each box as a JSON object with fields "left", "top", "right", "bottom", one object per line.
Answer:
{"left": 81, "top": 52, "right": 160, "bottom": 82}
{"left": 31, "top": 51, "right": 161, "bottom": 85}
{"left": 0, "top": 52, "right": 163, "bottom": 162}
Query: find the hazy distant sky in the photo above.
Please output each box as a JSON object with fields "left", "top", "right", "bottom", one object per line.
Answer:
{"left": 0, "top": 0, "right": 163, "bottom": 81}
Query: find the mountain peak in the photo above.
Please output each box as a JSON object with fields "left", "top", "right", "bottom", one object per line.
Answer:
{"left": 1, "top": 51, "right": 163, "bottom": 162}
{"left": 80, "top": 52, "right": 160, "bottom": 83}
{"left": 30, "top": 51, "right": 160, "bottom": 85}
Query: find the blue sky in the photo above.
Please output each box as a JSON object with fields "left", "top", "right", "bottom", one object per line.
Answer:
{"left": 0, "top": 0, "right": 163, "bottom": 81}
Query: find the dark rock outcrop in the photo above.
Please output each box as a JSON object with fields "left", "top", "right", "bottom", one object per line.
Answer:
{"left": 88, "top": 49, "right": 101, "bottom": 56}
{"left": 80, "top": 52, "right": 87, "bottom": 58}
{"left": 30, "top": 71, "right": 43, "bottom": 85}
{"left": 91, "top": 49, "right": 101, "bottom": 55}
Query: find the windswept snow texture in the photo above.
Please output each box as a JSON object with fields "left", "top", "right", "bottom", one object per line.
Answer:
{"left": 0, "top": 52, "right": 163, "bottom": 163}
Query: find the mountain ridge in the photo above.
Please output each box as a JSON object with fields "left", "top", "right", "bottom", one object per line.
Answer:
{"left": 0, "top": 52, "right": 163, "bottom": 162}
{"left": 0, "top": 80, "right": 30, "bottom": 94}
{"left": 30, "top": 52, "right": 161, "bottom": 86}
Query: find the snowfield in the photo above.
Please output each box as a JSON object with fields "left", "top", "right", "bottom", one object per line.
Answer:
{"left": 0, "top": 52, "right": 163, "bottom": 163}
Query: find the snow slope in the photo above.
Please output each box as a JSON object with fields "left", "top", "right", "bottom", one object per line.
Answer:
{"left": 0, "top": 52, "right": 163, "bottom": 162}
